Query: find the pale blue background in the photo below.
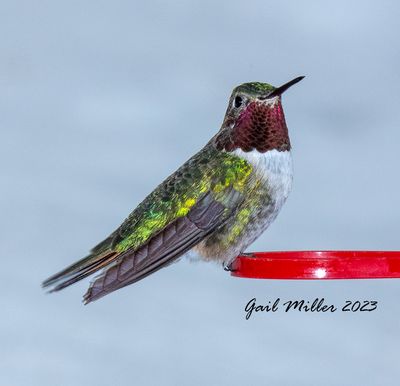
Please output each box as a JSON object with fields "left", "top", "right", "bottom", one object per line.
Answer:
{"left": 1, "top": 1, "right": 400, "bottom": 385}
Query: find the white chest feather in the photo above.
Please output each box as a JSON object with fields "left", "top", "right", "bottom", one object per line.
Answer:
{"left": 232, "top": 148, "right": 293, "bottom": 203}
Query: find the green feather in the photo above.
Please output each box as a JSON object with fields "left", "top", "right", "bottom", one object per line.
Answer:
{"left": 114, "top": 145, "right": 253, "bottom": 252}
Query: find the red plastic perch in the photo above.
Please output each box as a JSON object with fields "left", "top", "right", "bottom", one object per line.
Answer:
{"left": 230, "top": 251, "right": 400, "bottom": 279}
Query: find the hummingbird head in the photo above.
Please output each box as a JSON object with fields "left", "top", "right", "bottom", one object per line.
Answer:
{"left": 215, "top": 76, "right": 304, "bottom": 153}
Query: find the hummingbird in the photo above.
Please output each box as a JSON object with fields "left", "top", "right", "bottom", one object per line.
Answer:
{"left": 43, "top": 76, "right": 304, "bottom": 304}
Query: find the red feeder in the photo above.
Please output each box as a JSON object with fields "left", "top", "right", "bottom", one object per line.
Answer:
{"left": 230, "top": 251, "right": 400, "bottom": 279}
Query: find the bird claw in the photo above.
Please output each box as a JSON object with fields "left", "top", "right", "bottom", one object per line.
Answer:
{"left": 223, "top": 261, "right": 236, "bottom": 272}
{"left": 223, "top": 252, "right": 255, "bottom": 272}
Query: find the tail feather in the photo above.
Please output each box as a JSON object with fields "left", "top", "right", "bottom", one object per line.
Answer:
{"left": 42, "top": 250, "right": 119, "bottom": 292}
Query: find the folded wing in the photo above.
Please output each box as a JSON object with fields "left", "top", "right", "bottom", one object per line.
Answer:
{"left": 83, "top": 192, "right": 232, "bottom": 303}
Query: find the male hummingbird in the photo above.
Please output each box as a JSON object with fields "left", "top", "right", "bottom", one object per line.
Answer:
{"left": 43, "top": 76, "right": 304, "bottom": 303}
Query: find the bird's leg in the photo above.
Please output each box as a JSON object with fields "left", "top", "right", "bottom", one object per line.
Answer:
{"left": 223, "top": 261, "right": 235, "bottom": 272}
{"left": 222, "top": 258, "right": 239, "bottom": 272}
{"left": 223, "top": 251, "right": 256, "bottom": 271}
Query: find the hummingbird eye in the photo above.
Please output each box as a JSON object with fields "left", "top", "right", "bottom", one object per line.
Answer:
{"left": 234, "top": 95, "right": 243, "bottom": 108}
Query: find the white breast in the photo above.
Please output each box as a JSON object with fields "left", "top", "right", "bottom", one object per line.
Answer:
{"left": 232, "top": 148, "right": 293, "bottom": 205}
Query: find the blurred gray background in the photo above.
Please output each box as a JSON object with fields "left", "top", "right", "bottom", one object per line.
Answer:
{"left": 1, "top": 1, "right": 400, "bottom": 385}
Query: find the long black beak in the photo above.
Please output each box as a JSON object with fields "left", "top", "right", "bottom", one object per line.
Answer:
{"left": 260, "top": 76, "right": 305, "bottom": 99}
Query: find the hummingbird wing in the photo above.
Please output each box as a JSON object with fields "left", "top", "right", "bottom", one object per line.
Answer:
{"left": 83, "top": 190, "right": 239, "bottom": 303}
{"left": 42, "top": 143, "right": 252, "bottom": 303}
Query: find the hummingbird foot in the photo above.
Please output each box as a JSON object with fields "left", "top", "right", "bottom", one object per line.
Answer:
{"left": 223, "top": 261, "right": 237, "bottom": 272}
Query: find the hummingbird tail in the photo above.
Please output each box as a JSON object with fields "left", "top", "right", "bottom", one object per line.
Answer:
{"left": 42, "top": 249, "right": 120, "bottom": 293}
